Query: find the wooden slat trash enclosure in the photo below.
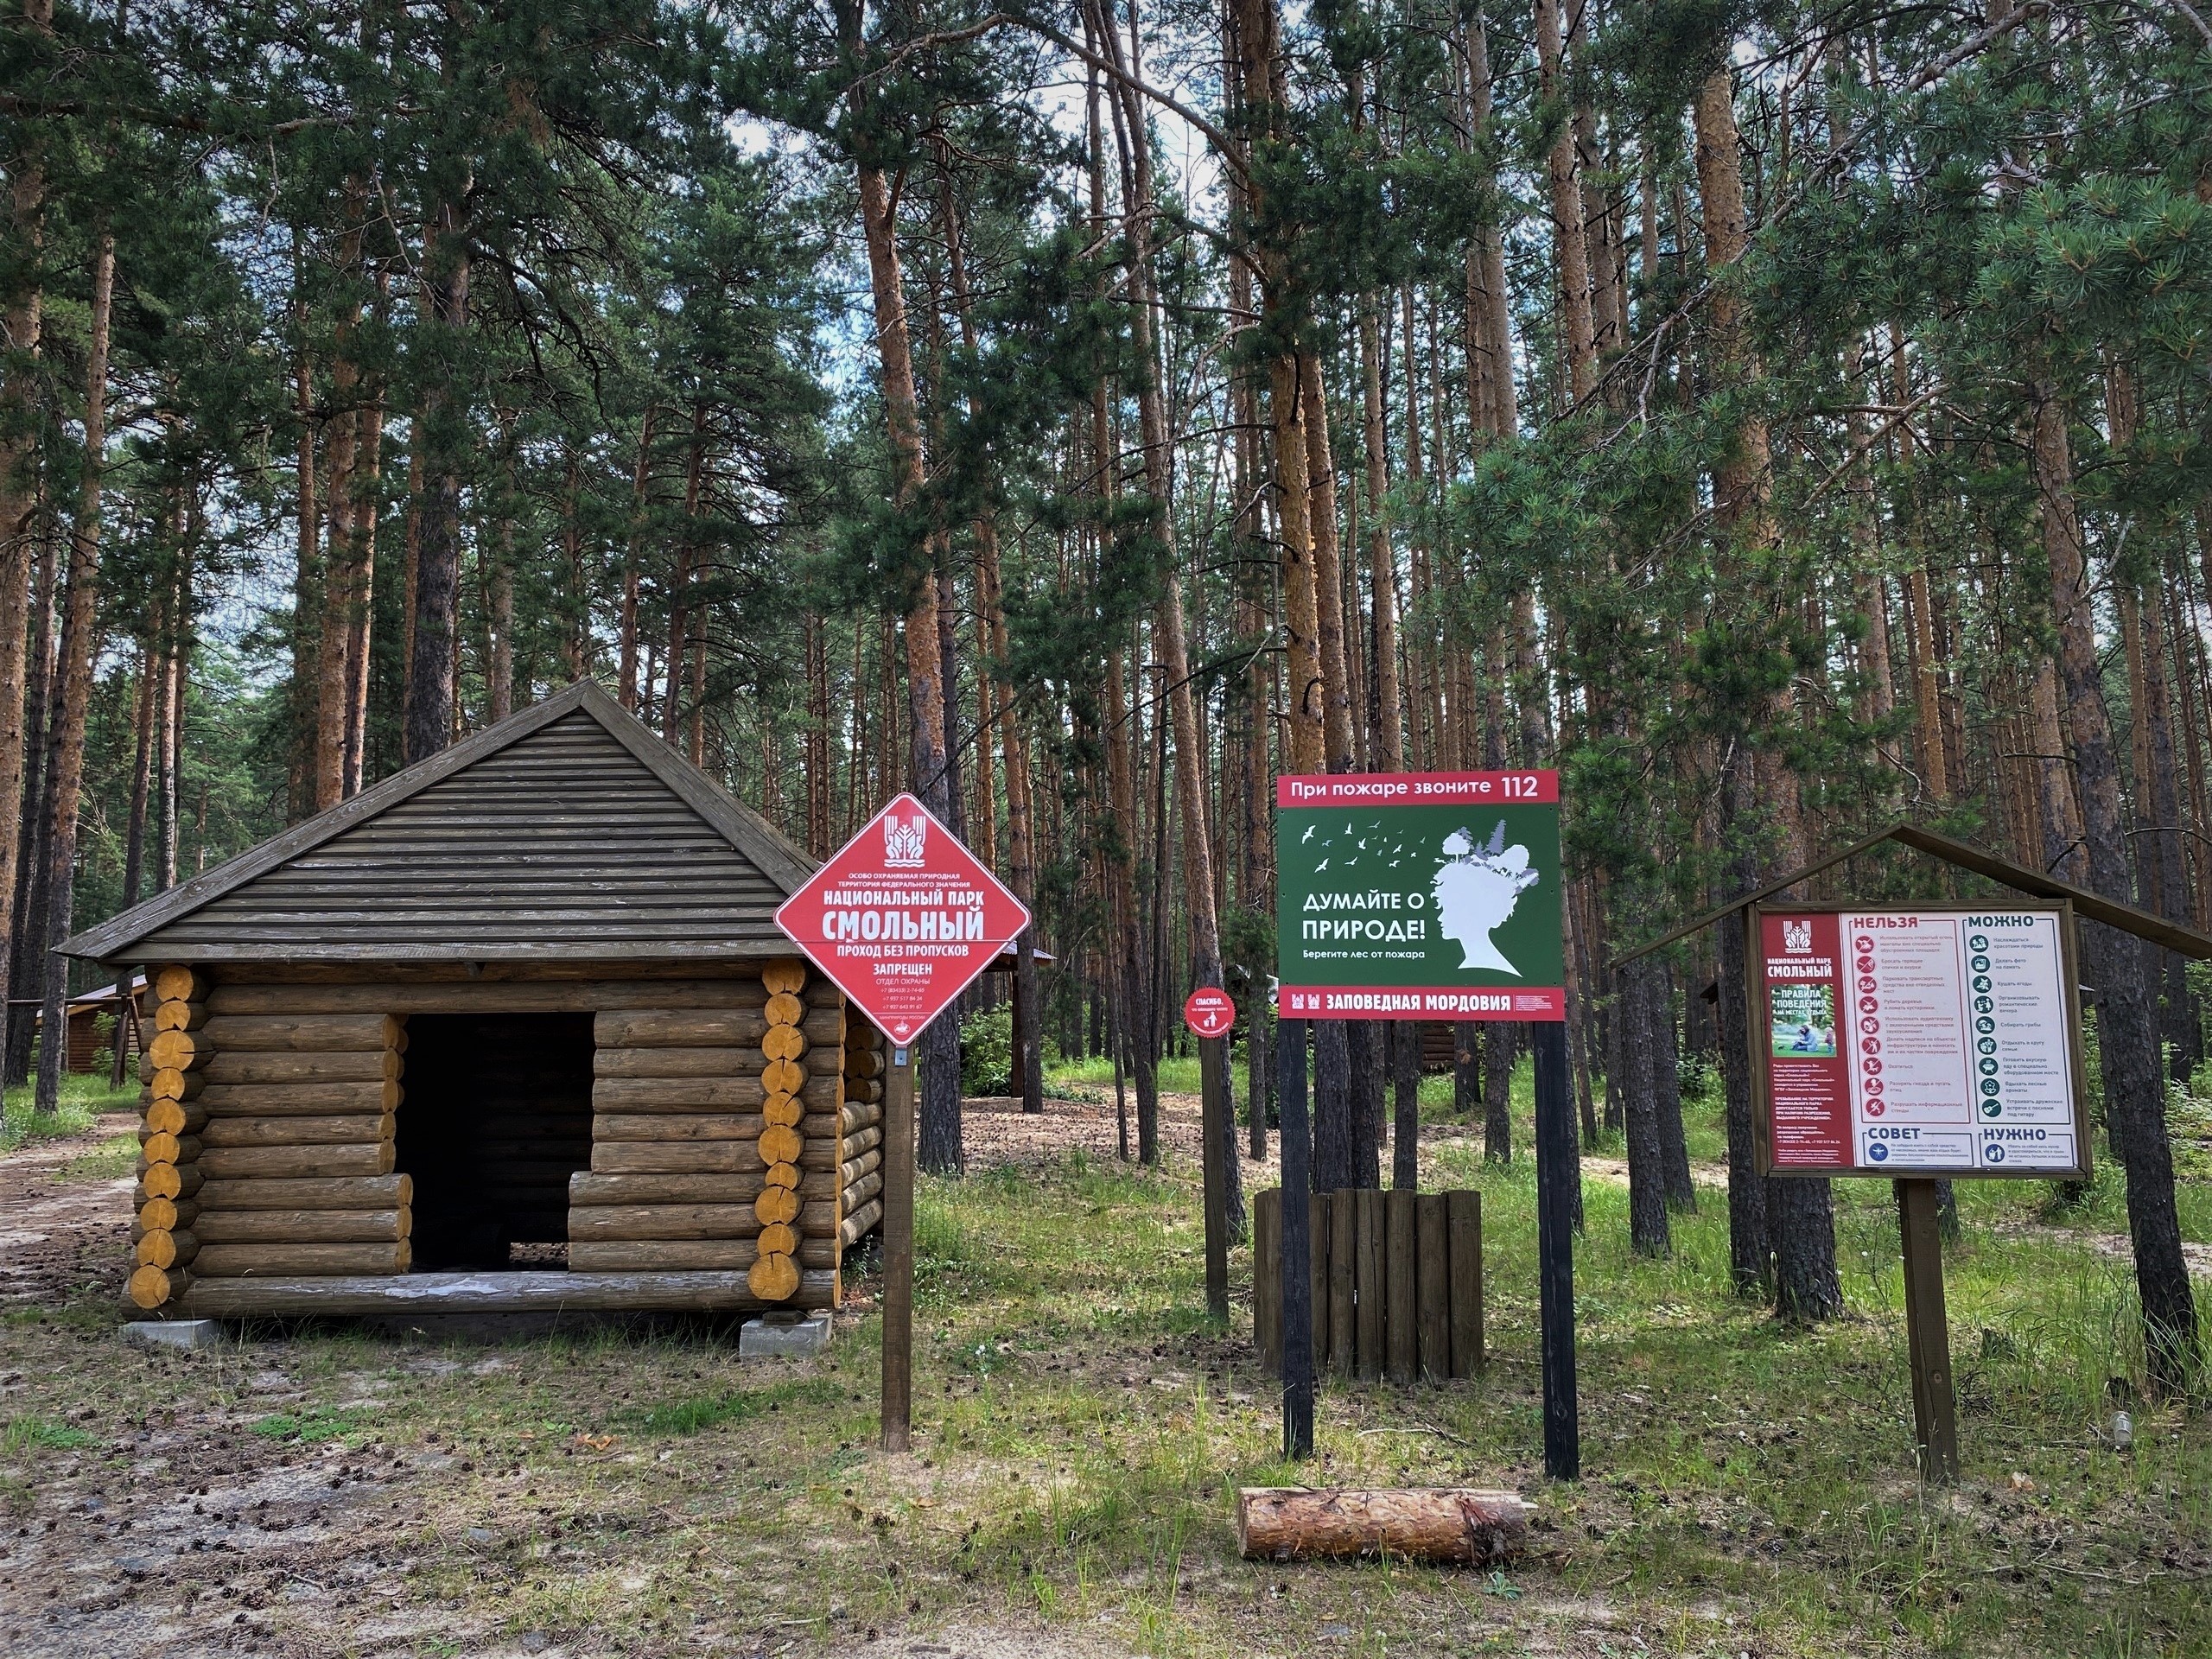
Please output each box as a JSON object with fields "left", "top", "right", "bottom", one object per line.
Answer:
{"left": 1252, "top": 1187, "right": 1482, "bottom": 1382}
{"left": 66, "top": 680, "right": 891, "bottom": 1322}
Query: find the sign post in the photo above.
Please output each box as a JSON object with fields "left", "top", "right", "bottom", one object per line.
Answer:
{"left": 1274, "top": 771, "right": 1570, "bottom": 1475}
{"left": 1278, "top": 1013, "right": 1313, "bottom": 1460}
{"left": 1751, "top": 901, "right": 2088, "bottom": 1480}
{"left": 880, "top": 1041, "right": 916, "bottom": 1451}
{"left": 1185, "top": 988, "right": 1236, "bottom": 1323}
{"left": 775, "top": 793, "right": 1031, "bottom": 1452}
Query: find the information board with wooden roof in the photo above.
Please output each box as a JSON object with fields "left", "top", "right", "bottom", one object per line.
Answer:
{"left": 63, "top": 680, "right": 818, "bottom": 965}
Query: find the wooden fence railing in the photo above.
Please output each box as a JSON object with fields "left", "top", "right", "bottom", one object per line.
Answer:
{"left": 1252, "top": 1187, "right": 1482, "bottom": 1382}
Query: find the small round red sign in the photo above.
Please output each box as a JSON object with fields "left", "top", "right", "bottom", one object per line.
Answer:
{"left": 1184, "top": 987, "right": 1236, "bottom": 1039}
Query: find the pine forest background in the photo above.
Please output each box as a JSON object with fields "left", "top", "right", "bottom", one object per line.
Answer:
{"left": 4, "top": 0, "right": 2212, "bottom": 1366}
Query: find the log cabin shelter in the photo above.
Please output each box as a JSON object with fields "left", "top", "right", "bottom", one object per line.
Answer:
{"left": 62, "top": 679, "right": 892, "bottom": 1323}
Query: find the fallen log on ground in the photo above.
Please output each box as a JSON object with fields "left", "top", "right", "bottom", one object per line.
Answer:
{"left": 1235, "top": 1487, "right": 1530, "bottom": 1564}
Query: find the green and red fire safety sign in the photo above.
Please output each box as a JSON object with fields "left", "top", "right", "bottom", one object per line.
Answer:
{"left": 1274, "top": 771, "right": 1565, "bottom": 1022}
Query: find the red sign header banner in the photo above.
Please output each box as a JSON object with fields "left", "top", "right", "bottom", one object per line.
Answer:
{"left": 1276, "top": 770, "right": 1558, "bottom": 808}
{"left": 774, "top": 793, "right": 1031, "bottom": 1046}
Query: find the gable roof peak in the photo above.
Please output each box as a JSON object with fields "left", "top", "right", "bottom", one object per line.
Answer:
{"left": 62, "top": 679, "right": 817, "bottom": 963}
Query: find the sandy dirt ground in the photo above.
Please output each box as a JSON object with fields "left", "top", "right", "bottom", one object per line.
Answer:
{"left": 0, "top": 1099, "right": 1266, "bottom": 1659}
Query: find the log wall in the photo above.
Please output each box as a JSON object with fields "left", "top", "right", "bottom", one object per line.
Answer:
{"left": 568, "top": 961, "right": 855, "bottom": 1310}
{"left": 133, "top": 965, "right": 412, "bottom": 1308}
{"left": 128, "top": 965, "right": 868, "bottom": 1317}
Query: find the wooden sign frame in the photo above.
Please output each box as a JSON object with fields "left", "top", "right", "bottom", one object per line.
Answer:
{"left": 1747, "top": 900, "right": 2093, "bottom": 1183}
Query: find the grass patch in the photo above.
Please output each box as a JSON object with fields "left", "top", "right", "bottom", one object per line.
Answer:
{"left": 3, "top": 1415, "right": 98, "bottom": 1452}
{"left": 1, "top": 1071, "right": 139, "bottom": 1154}
{"left": 250, "top": 1408, "right": 359, "bottom": 1444}
{"left": 617, "top": 1376, "right": 842, "bottom": 1436}
{"left": 55, "top": 1133, "right": 139, "bottom": 1182}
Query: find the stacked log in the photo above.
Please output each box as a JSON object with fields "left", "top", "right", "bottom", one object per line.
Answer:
{"left": 130, "top": 965, "right": 214, "bottom": 1309}
{"left": 746, "top": 960, "right": 810, "bottom": 1303}
{"left": 839, "top": 1021, "right": 885, "bottom": 1250}
{"left": 570, "top": 966, "right": 849, "bottom": 1308}
{"left": 178, "top": 994, "right": 412, "bottom": 1281}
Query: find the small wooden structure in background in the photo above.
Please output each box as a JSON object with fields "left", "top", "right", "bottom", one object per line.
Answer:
{"left": 1252, "top": 1187, "right": 1482, "bottom": 1382}
{"left": 56, "top": 974, "right": 148, "bottom": 1074}
{"left": 64, "top": 682, "right": 887, "bottom": 1320}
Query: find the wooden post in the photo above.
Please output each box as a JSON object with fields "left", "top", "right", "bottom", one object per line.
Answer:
{"left": 1415, "top": 1192, "right": 1450, "bottom": 1381}
{"left": 1384, "top": 1187, "right": 1416, "bottom": 1382}
{"left": 1328, "top": 1189, "right": 1355, "bottom": 1373}
{"left": 1896, "top": 1177, "right": 1959, "bottom": 1482}
{"left": 1279, "top": 1015, "right": 1313, "bottom": 1459}
{"left": 1533, "top": 1020, "right": 1580, "bottom": 1479}
{"left": 1354, "top": 1185, "right": 1383, "bottom": 1381}
{"left": 1199, "top": 1032, "right": 1229, "bottom": 1321}
{"left": 1253, "top": 1187, "right": 1281, "bottom": 1371}
{"left": 880, "top": 1040, "right": 916, "bottom": 1452}
{"left": 1309, "top": 1191, "right": 1331, "bottom": 1371}
{"left": 1446, "top": 1189, "right": 1483, "bottom": 1377}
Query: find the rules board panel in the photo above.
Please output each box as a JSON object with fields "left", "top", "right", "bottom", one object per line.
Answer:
{"left": 1753, "top": 905, "right": 2088, "bottom": 1179}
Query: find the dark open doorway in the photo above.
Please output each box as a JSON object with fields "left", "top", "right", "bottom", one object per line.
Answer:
{"left": 395, "top": 1012, "right": 595, "bottom": 1270}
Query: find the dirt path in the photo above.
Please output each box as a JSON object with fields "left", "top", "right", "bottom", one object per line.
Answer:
{"left": 0, "top": 1111, "right": 137, "bottom": 1307}
{"left": 960, "top": 1090, "right": 1283, "bottom": 1186}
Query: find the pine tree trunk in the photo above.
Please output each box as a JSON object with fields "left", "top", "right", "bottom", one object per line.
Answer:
{"left": 1534, "top": 0, "right": 1598, "bottom": 403}
{"left": 843, "top": 10, "right": 962, "bottom": 1167}
{"left": 290, "top": 298, "right": 320, "bottom": 818}
{"left": 489, "top": 552, "right": 513, "bottom": 723}
{"left": 315, "top": 272, "right": 361, "bottom": 813}
{"left": 404, "top": 185, "right": 470, "bottom": 766}
{"left": 0, "top": 5, "right": 49, "bottom": 1055}
{"left": 6, "top": 522, "right": 58, "bottom": 1086}
{"left": 2032, "top": 380, "right": 2198, "bottom": 1390}
{"left": 1621, "top": 959, "right": 1671, "bottom": 1255}
{"left": 122, "top": 631, "right": 155, "bottom": 910}
{"left": 1715, "top": 894, "right": 1770, "bottom": 1294}
{"left": 1483, "top": 1020, "right": 1515, "bottom": 1163}
{"left": 618, "top": 405, "right": 654, "bottom": 712}
{"left": 1654, "top": 967, "right": 1696, "bottom": 1210}
{"left": 31, "top": 232, "right": 111, "bottom": 1117}
{"left": 1228, "top": 0, "right": 1325, "bottom": 782}
{"left": 343, "top": 385, "right": 383, "bottom": 797}
{"left": 1697, "top": 56, "right": 1840, "bottom": 1321}
{"left": 400, "top": 419, "right": 423, "bottom": 698}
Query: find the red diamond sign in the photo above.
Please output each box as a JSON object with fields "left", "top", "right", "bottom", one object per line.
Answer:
{"left": 774, "top": 792, "right": 1031, "bottom": 1044}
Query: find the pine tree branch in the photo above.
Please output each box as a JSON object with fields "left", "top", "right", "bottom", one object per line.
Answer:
{"left": 1007, "top": 13, "right": 1246, "bottom": 180}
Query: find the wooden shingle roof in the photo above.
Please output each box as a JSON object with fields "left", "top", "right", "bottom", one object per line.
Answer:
{"left": 63, "top": 681, "right": 818, "bottom": 964}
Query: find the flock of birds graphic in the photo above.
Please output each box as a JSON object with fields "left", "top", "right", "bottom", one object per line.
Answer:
{"left": 1297, "top": 817, "right": 1512, "bottom": 875}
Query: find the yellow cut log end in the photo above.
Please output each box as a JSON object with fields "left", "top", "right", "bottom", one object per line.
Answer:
{"left": 759, "top": 1123, "right": 804, "bottom": 1166}
{"left": 763, "top": 993, "right": 804, "bottom": 1028}
{"left": 763, "top": 1160, "right": 801, "bottom": 1191}
{"left": 147, "top": 1067, "right": 204, "bottom": 1103}
{"left": 154, "top": 965, "right": 208, "bottom": 1004}
{"left": 136, "top": 1229, "right": 197, "bottom": 1270}
{"left": 137, "top": 1162, "right": 198, "bottom": 1202}
{"left": 747, "top": 1252, "right": 800, "bottom": 1302}
{"left": 761, "top": 1025, "right": 807, "bottom": 1064}
{"left": 753, "top": 1185, "right": 800, "bottom": 1227}
{"left": 761, "top": 1058, "right": 803, "bottom": 1096}
{"left": 139, "top": 1131, "right": 200, "bottom": 1166}
{"left": 128, "top": 1263, "right": 177, "bottom": 1310}
{"left": 147, "top": 1029, "right": 202, "bottom": 1072}
{"left": 761, "top": 1093, "right": 803, "bottom": 1129}
{"left": 761, "top": 960, "right": 807, "bottom": 995}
